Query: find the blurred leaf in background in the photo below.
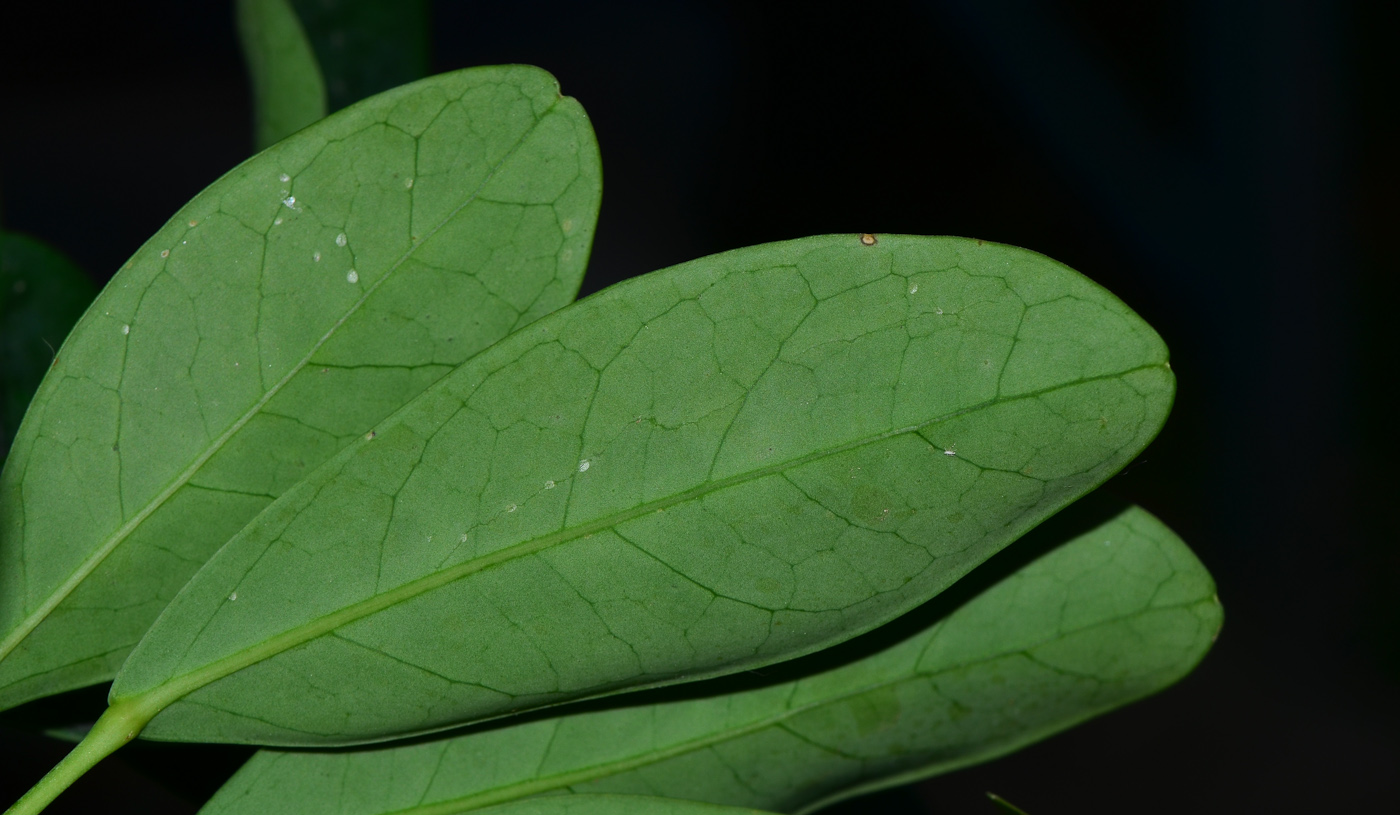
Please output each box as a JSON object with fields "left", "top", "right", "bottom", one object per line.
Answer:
{"left": 237, "top": 0, "right": 327, "bottom": 150}
{"left": 290, "top": 0, "right": 430, "bottom": 112}
{"left": 238, "top": 0, "right": 432, "bottom": 151}
{"left": 0, "top": 231, "right": 96, "bottom": 460}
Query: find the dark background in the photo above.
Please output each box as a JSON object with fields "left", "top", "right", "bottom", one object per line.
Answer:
{"left": 1, "top": 1, "right": 1396, "bottom": 812}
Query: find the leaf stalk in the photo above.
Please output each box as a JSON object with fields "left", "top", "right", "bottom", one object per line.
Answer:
{"left": 4, "top": 699, "right": 155, "bottom": 815}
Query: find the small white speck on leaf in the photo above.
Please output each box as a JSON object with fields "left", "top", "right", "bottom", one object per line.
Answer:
{"left": 909, "top": 282, "right": 918, "bottom": 294}
{"left": 282, "top": 195, "right": 297, "bottom": 208}
{"left": 187, "top": 219, "right": 198, "bottom": 227}
{"left": 279, "top": 173, "right": 290, "bottom": 182}
{"left": 229, "top": 592, "right": 237, "bottom": 601}
{"left": 121, "top": 324, "right": 130, "bottom": 335}
{"left": 544, "top": 480, "right": 555, "bottom": 489}
{"left": 346, "top": 269, "right": 359, "bottom": 283}
{"left": 404, "top": 178, "right": 414, "bottom": 189}
{"left": 274, "top": 217, "right": 284, "bottom": 226}
{"left": 159, "top": 249, "right": 169, "bottom": 258}
{"left": 934, "top": 307, "right": 944, "bottom": 315}
{"left": 364, "top": 430, "right": 376, "bottom": 440}
{"left": 313, "top": 251, "right": 321, "bottom": 262}
{"left": 859, "top": 233, "right": 877, "bottom": 246}
{"left": 459, "top": 533, "right": 469, "bottom": 543}
{"left": 335, "top": 232, "right": 347, "bottom": 247}
{"left": 507, "top": 504, "right": 517, "bottom": 513}
{"left": 578, "top": 459, "right": 591, "bottom": 472}
{"left": 943, "top": 448, "right": 957, "bottom": 456}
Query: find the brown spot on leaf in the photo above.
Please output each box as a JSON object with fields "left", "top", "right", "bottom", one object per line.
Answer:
{"left": 859, "top": 233, "right": 878, "bottom": 246}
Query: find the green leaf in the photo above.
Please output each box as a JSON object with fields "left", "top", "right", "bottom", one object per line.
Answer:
{"left": 0, "top": 65, "right": 602, "bottom": 711}
{"left": 289, "top": 0, "right": 431, "bottom": 113}
{"left": 195, "top": 504, "right": 1219, "bottom": 815}
{"left": 0, "top": 231, "right": 96, "bottom": 459}
{"left": 109, "top": 234, "right": 1174, "bottom": 748}
{"left": 467, "top": 795, "right": 781, "bottom": 815}
{"left": 237, "top": 0, "right": 330, "bottom": 150}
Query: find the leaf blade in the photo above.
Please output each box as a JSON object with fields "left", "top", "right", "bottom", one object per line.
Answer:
{"left": 197, "top": 504, "right": 1219, "bottom": 815}
{"left": 114, "top": 236, "right": 1174, "bottom": 746}
{"left": 0, "top": 65, "right": 602, "bottom": 711}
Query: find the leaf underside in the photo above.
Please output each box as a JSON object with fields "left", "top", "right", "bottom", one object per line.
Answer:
{"left": 115, "top": 234, "right": 1175, "bottom": 747}
{"left": 0, "top": 65, "right": 602, "bottom": 711}
{"left": 196, "top": 505, "right": 1218, "bottom": 815}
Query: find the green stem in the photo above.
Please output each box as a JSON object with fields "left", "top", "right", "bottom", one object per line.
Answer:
{"left": 4, "top": 700, "right": 155, "bottom": 815}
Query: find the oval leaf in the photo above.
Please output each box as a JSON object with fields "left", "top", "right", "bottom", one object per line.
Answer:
{"left": 237, "top": 0, "right": 329, "bottom": 150}
{"left": 0, "top": 65, "right": 603, "bottom": 711}
{"left": 198, "top": 504, "right": 1218, "bottom": 815}
{"left": 113, "top": 235, "right": 1174, "bottom": 746}
{"left": 0, "top": 231, "right": 96, "bottom": 458}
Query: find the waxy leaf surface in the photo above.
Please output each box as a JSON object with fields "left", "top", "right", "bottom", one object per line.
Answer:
{"left": 0, "top": 65, "right": 602, "bottom": 710}
{"left": 0, "top": 232, "right": 96, "bottom": 459}
{"left": 114, "top": 235, "right": 1174, "bottom": 747}
{"left": 238, "top": 0, "right": 328, "bottom": 150}
{"left": 198, "top": 505, "right": 1219, "bottom": 815}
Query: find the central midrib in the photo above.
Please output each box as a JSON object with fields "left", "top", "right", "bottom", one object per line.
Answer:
{"left": 136, "top": 362, "right": 1163, "bottom": 712}
{"left": 0, "top": 94, "right": 557, "bottom": 666}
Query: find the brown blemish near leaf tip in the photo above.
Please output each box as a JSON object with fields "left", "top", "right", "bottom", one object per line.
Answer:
{"left": 859, "top": 233, "right": 877, "bottom": 246}
{"left": 976, "top": 239, "right": 985, "bottom": 246}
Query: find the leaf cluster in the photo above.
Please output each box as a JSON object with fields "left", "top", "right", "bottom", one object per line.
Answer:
{"left": 0, "top": 5, "right": 1219, "bottom": 814}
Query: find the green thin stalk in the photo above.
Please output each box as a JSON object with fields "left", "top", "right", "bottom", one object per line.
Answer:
{"left": 4, "top": 699, "right": 156, "bottom": 815}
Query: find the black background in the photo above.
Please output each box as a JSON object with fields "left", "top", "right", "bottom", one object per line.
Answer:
{"left": 1, "top": 1, "right": 1396, "bottom": 812}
